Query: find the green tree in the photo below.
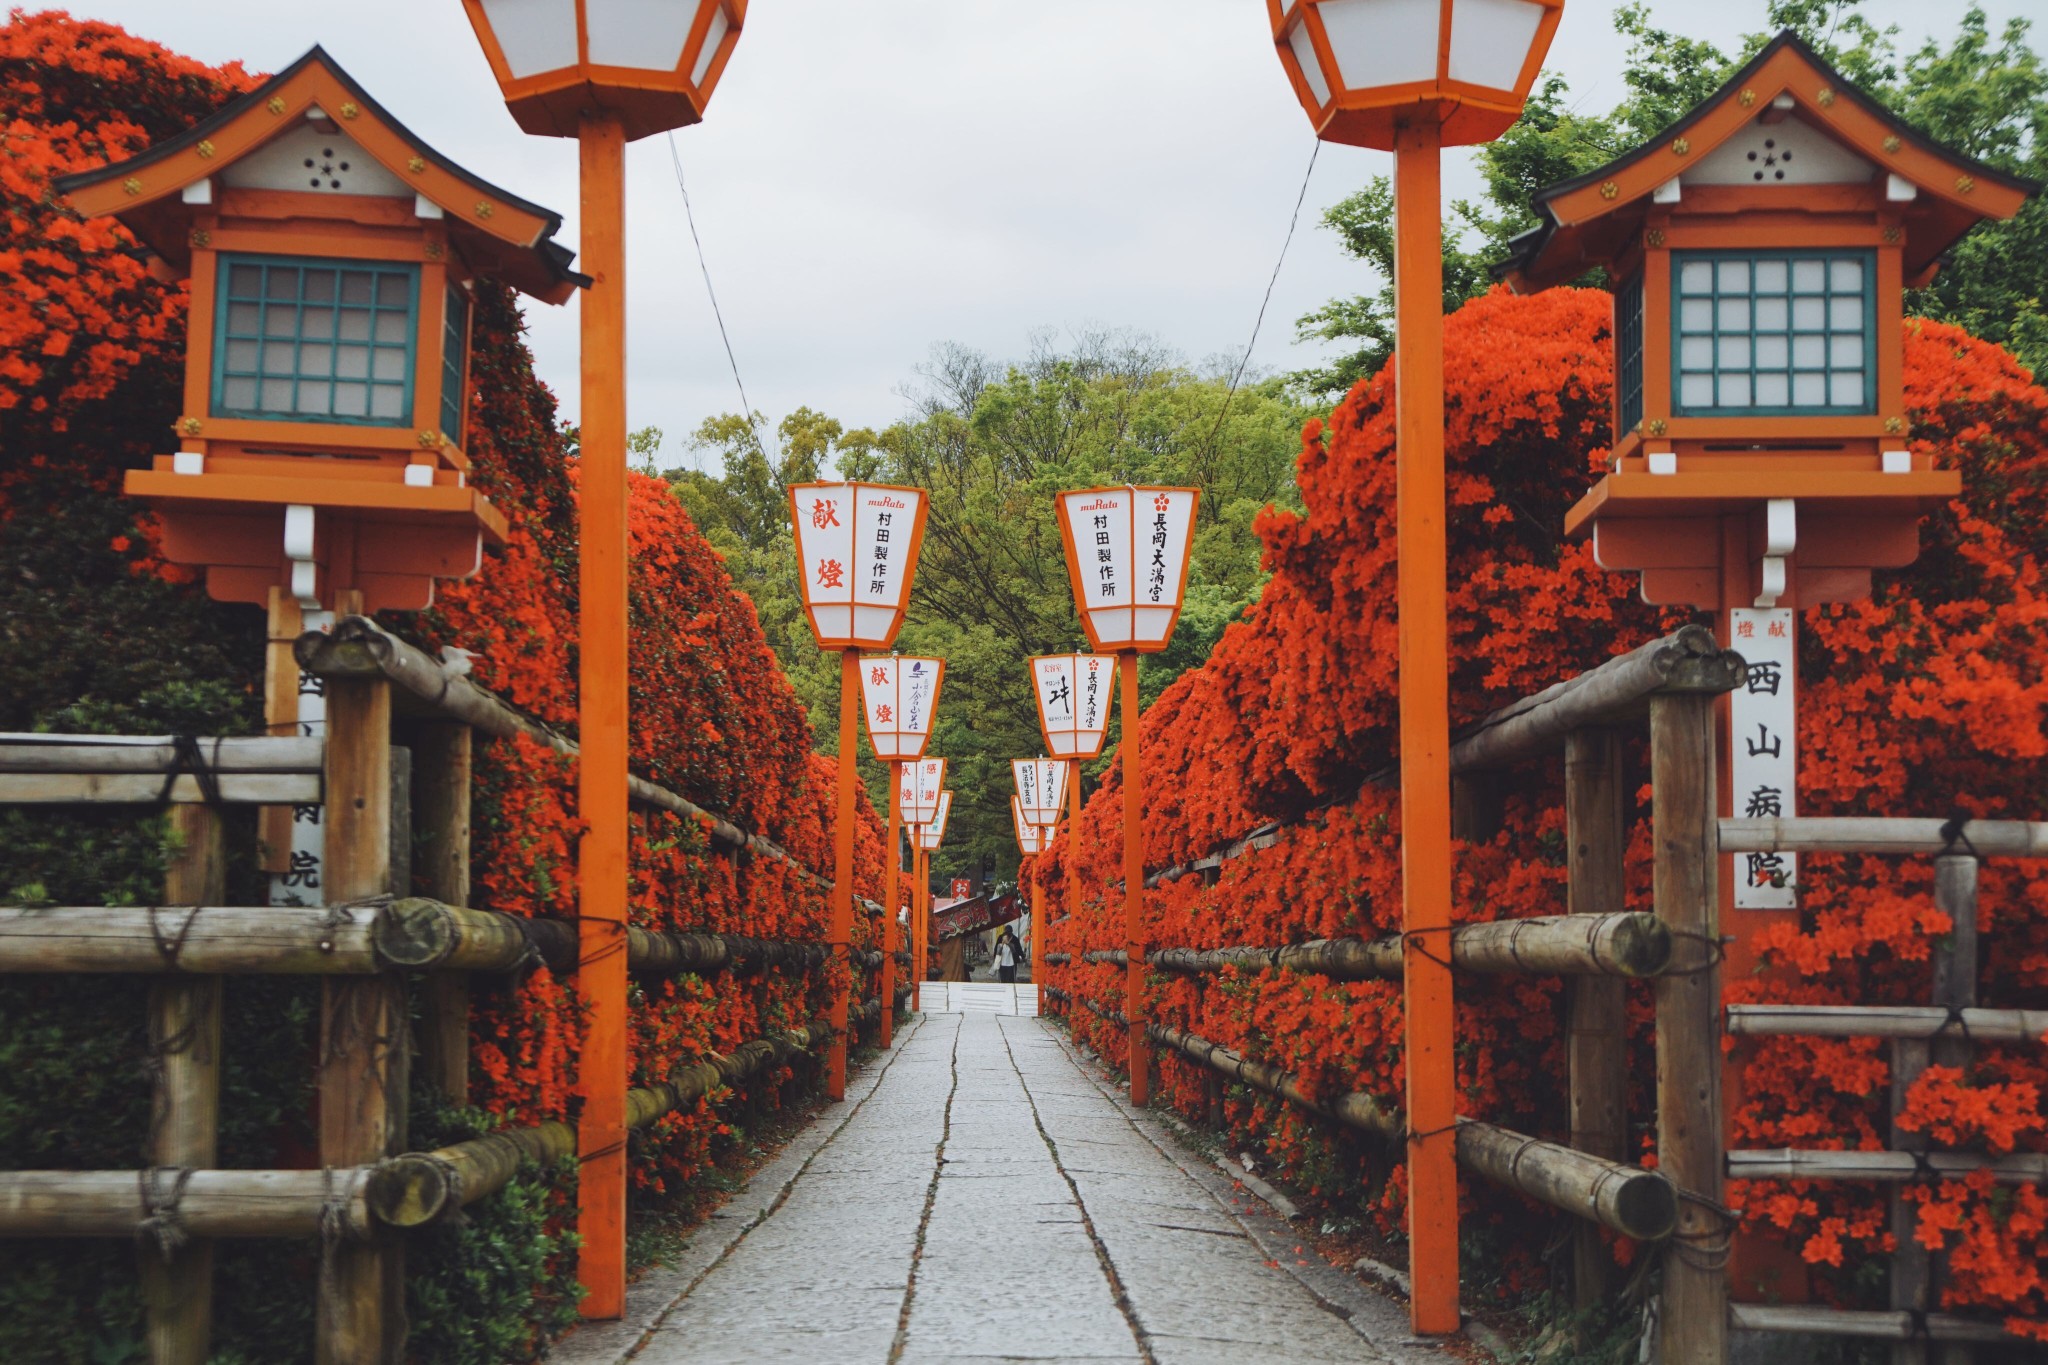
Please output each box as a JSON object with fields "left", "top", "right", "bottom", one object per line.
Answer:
{"left": 663, "top": 331, "right": 1309, "bottom": 888}
{"left": 1293, "top": 1, "right": 2048, "bottom": 394}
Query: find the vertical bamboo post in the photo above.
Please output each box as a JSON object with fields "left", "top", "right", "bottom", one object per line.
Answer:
{"left": 1891, "top": 855, "right": 1980, "bottom": 1365}
{"left": 412, "top": 721, "right": 472, "bottom": 1104}
{"left": 261, "top": 589, "right": 304, "bottom": 873}
{"left": 1392, "top": 114, "right": 1459, "bottom": 1337}
{"left": 1565, "top": 729, "right": 1629, "bottom": 1312}
{"left": 880, "top": 761, "right": 899, "bottom": 1047}
{"left": 573, "top": 110, "right": 631, "bottom": 1322}
{"left": 1650, "top": 691, "right": 1724, "bottom": 1365}
{"left": 1119, "top": 650, "right": 1148, "bottom": 1106}
{"left": 317, "top": 672, "right": 401, "bottom": 1364}
{"left": 827, "top": 649, "right": 858, "bottom": 1098}
{"left": 141, "top": 802, "right": 226, "bottom": 1365}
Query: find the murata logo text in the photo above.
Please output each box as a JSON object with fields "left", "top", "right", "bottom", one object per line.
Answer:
{"left": 865, "top": 495, "right": 908, "bottom": 509}
{"left": 1077, "top": 498, "right": 1121, "bottom": 511}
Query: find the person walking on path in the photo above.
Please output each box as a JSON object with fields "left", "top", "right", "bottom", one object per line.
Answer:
{"left": 994, "top": 927, "right": 1021, "bottom": 984}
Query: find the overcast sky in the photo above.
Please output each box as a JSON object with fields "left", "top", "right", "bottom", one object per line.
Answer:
{"left": 70, "top": 1, "right": 2033, "bottom": 469}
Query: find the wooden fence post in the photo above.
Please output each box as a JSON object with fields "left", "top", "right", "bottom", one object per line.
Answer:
{"left": 1650, "top": 691, "right": 1725, "bottom": 1365}
{"left": 141, "top": 802, "right": 226, "bottom": 1365}
{"left": 1564, "top": 729, "right": 1628, "bottom": 1313}
{"left": 1891, "top": 853, "right": 1980, "bottom": 1365}
{"left": 411, "top": 721, "right": 472, "bottom": 1105}
{"left": 318, "top": 673, "right": 404, "bottom": 1364}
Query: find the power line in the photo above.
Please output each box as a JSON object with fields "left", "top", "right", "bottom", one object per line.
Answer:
{"left": 1198, "top": 139, "right": 1321, "bottom": 466}
{"left": 666, "top": 131, "right": 761, "bottom": 454}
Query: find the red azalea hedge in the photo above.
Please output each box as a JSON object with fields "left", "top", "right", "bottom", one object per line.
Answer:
{"left": 0, "top": 0, "right": 890, "bottom": 1252}
{"left": 1038, "top": 288, "right": 2048, "bottom": 1333}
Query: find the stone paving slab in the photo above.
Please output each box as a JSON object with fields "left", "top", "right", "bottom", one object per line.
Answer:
{"left": 559, "top": 1009, "right": 1447, "bottom": 1364}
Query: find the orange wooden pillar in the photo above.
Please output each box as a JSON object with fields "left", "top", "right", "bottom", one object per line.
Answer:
{"left": 1393, "top": 117, "right": 1459, "bottom": 1338}
{"left": 574, "top": 111, "right": 630, "bottom": 1323}
{"left": 828, "top": 649, "right": 858, "bottom": 1099}
{"left": 1120, "top": 650, "right": 1148, "bottom": 1106}
{"left": 1066, "top": 753, "right": 1081, "bottom": 1018}
{"left": 1030, "top": 866, "right": 1045, "bottom": 991}
{"left": 880, "top": 761, "right": 899, "bottom": 1048}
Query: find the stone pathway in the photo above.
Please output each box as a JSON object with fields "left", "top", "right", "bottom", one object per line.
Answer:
{"left": 554, "top": 1012, "right": 1441, "bottom": 1365}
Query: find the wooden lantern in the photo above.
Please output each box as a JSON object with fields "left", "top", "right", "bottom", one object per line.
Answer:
{"left": 460, "top": 0, "right": 744, "bottom": 142}
{"left": 859, "top": 656, "right": 945, "bottom": 761}
{"left": 1012, "top": 758, "right": 1069, "bottom": 828}
{"left": 1029, "top": 653, "right": 1115, "bottom": 759}
{"left": 1055, "top": 486, "right": 1200, "bottom": 654}
{"left": 1499, "top": 32, "right": 2031, "bottom": 614}
{"left": 1267, "top": 0, "right": 1562, "bottom": 151}
{"left": 789, "top": 482, "right": 929, "bottom": 650}
{"left": 56, "top": 49, "right": 584, "bottom": 615}
{"left": 898, "top": 757, "right": 947, "bottom": 828}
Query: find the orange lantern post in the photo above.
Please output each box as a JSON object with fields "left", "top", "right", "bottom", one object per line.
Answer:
{"left": 860, "top": 656, "right": 946, "bottom": 1047}
{"left": 1029, "top": 653, "right": 1114, "bottom": 1020}
{"left": 899, "top": 758, "right": 947, "bottom": 1004}
{"left": 915, "top": 789, "right": 954, "bottom": 987}
{"left": 459, "top": 0, "right": 747, "bottom": 1321}
{"left": 1054, "top": 488, "right": 1199, "bottom": 1106}
{"left": 1267, "top": 0, "right": 1564, "bottom": 1336}
{"left": 789, "top": 481, "right": 929, "bottom": 1099}
{"left": 1012, "top": 757, "right": 1067, "bottom": 988}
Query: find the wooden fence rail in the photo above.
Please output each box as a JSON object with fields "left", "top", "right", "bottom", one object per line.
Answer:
{"left": 1720, "top": 815, "right": 2048, "bottom": 858}
{"left": 1725, "top": 1003, "right": 2048, "bottom": 1042}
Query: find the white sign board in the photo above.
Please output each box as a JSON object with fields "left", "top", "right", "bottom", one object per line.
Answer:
{"left": 1730, "top": 607, "right": 1797, "bottom": 909}
{"left": 1013, "top": 796, "right": 1052, "bottom": 855}
{"left": 916, "top": 790, "right": 953, "bottom": 851}
{"left": 790, "top": 482, "right": 926, "bottom": 649}
{"left": 1012, "top": 757, "right": 1068, "bottom": 827}
{"left": 1056, "top": 486, "right": 1198, "bottom": 653}
{"left": 860, "top": 655, "right": 943, "bottom": 761}
{"left": 1030, "top": 653, "right": 1114, "bottom": 759}
{"left": 898, "top": 756, "right": 946, "bottom": 827}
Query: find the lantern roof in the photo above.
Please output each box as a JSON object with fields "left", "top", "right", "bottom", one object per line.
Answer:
{"left": 1497, "top": 31, "right": 2035, "bottom": 293}
{"left": 56, "top": 47, "right": 587, "bottom": 303}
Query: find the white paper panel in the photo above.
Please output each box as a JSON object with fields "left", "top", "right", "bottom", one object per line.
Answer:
{"left": 1730, "top": 608, "right": 1797, "bottom": 909}
{"left": 793, "top": 487, "right": 854, "bottom": 606}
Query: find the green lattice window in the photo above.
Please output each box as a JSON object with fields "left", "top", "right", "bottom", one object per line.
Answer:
{"left": 440, "top": 284, "right": 470, "bottom": 443}
{"left": 1615, "top": 273, "right": 1644, "bottom": 434}
{"left": 1672, "top": 251, "right": 1874, "bottom": 416}
{"left": 214, "top": 255, "right": 418, "bottom": 425}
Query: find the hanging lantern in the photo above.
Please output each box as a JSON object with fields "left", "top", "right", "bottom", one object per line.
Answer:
{"left": 915, "top": 790, "right": 953, "bottom": 852}
{"left": 1267, "top": 0, "right": 1563, "bottom": 151}
{"left": 1013, "top": 797, "right": 1052, "bottom": 856}
{"left": 789, "top": 481, "right": 929, "bottom": 650}
{"left": 1028, "top": 653, "right": 1115, "bottom": 759}
{"left": 898, "top": 756, "right": 946, "bottom": 827}
{"left": 1055, "top": 486, "right": 1200, "bottom": 654}
{"left": 1012, "top": 757, "right": 1068, "bottom": 828}
{"left": 859, "top": 655, "right": 945, "bottom": 761}
{"left": 460, "top": 0, "right": 745, "bottom": 141}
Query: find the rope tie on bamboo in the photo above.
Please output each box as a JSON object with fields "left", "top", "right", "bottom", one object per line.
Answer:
{"left": 1667, "top": 1186, "right": 1740, "bottom": 1271}
{"left": 158, "top": 733, "right": 224, "bottom": 806}
{"left": 135, "top": 1165, "right": 194, "bottom": 1260}
{"left": 1937, "top": 809, "right": 1981, "bottom": 862}
{"left": 1402, "top": 926, "right": 1455, "bottom": 971}
{"left": 1938, "top": 1003, "right": 1976, "bottom": 1044}
{"left": 318, "top": 892, "right": 392, "bottom": 956}
{"left": 147, "top": 901, "right": 205, "bottom": 969}
{"left": 1660, "top": 928, "right": 1728, "bottom": 978}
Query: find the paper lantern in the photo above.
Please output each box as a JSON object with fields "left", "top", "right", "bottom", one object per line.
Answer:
{"left": 859, "top": 655, "right": 945, "bottom": 761}
{"left": 789, "top": 482, "right": 928, "bottom": 650}
{"left": 1028, "top": 653, "right": 1114, "bottom": 759}
{"left": 1013, "top": 797, "right": 1052, "bottom": 856}
{"left": 915, "top": 790, "right": 953, "bottom": 852}
{"left": 898, "top": 756, "right": 946, "bottom": 828}
{"left": 1012, "top": 758, "right": 1068, "bottom": 828}
{"left": 1054, "top": 486, "right": 1199, "bottom": 654}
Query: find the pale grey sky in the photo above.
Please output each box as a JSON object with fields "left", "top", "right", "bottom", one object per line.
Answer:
{"left": 67, "top": 1, "right": 2035, "bottom": 464}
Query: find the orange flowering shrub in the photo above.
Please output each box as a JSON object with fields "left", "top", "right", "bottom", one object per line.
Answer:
{"left": 0, "top": 10, "right": 892, "bottom": 1346}
{"left": 1043, "top": 286, "right": 2048, "bottom": 1332}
